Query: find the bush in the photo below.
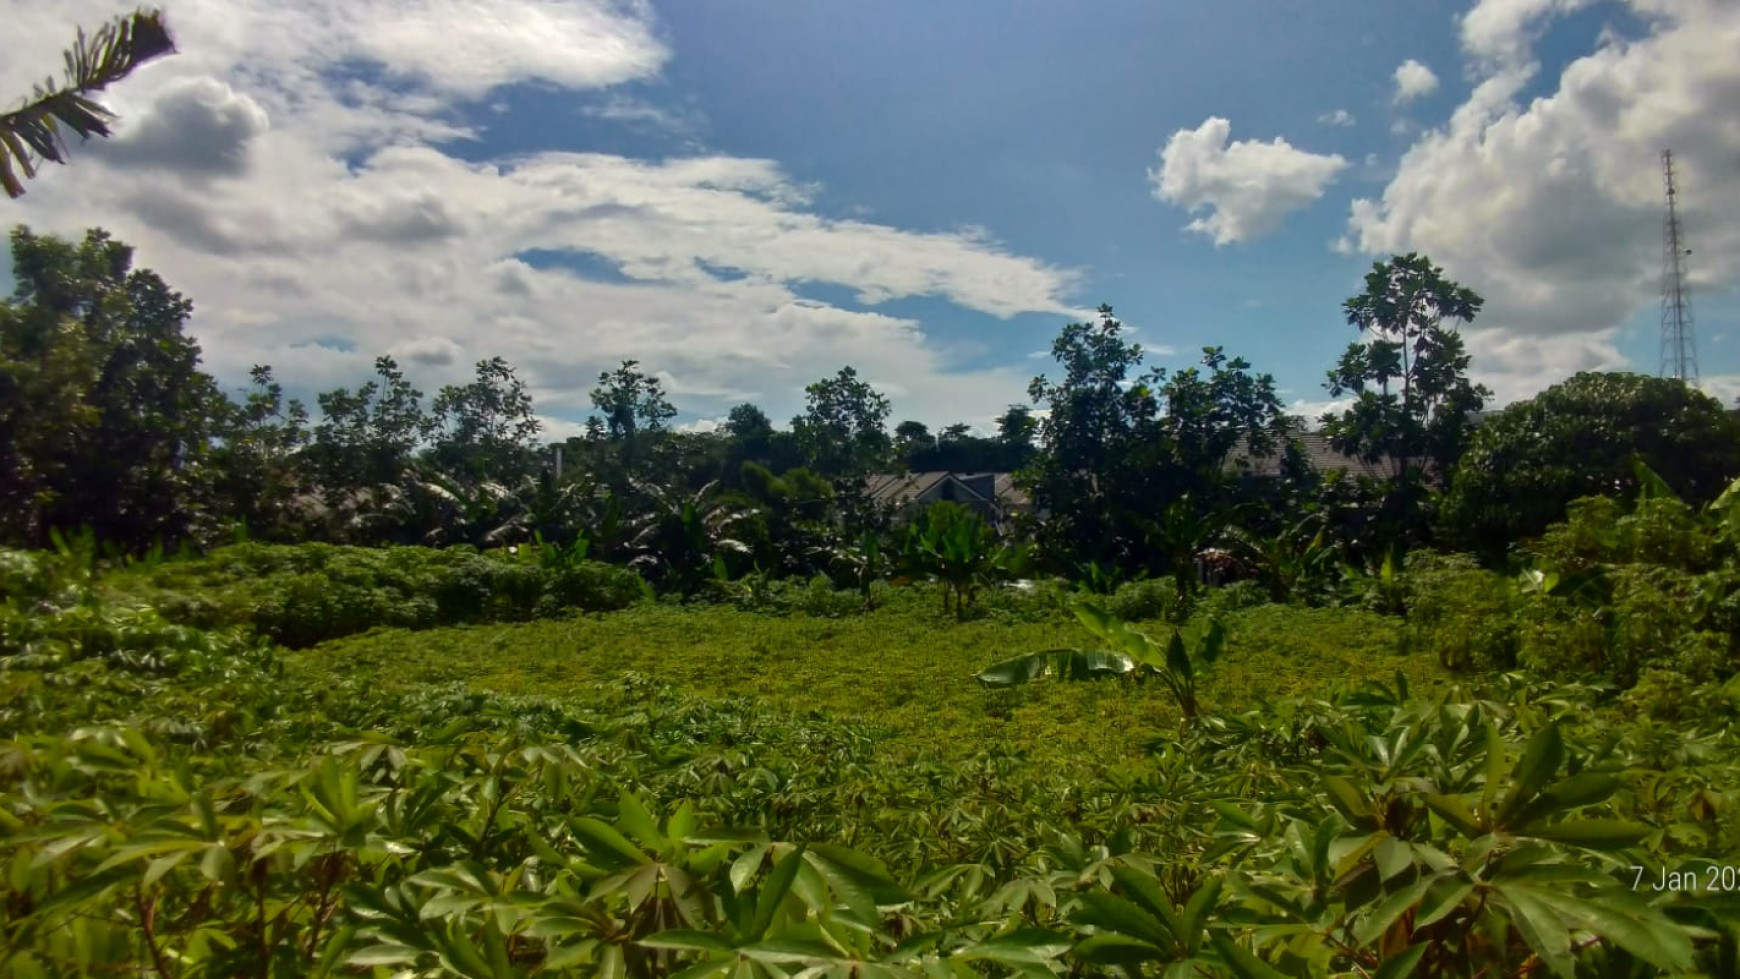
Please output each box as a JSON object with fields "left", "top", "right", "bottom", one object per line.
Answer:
{"left": 1196, "top": 579, "right": 1268, "bottom": 618}
{"left": 1403, "top": 552, "right": 1520, "bottom": 672}
{"left": 124, "top": 544, "right": 647, "bottom": 647}
{"left": 543, "top": 561, "right": 645, "bottom": 614}
{"left": 1105, "top": 578, "right": 1190, "bottom": 624}
{"left": 1533, "top": 497, "right": 1715, "bottom": 573}
{"left": 249, "top": 572, "right": 397, "bottom": 648}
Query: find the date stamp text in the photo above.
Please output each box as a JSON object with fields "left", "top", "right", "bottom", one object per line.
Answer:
{"left": 1631, "top": 864, "right": 1740, "bottom": 893}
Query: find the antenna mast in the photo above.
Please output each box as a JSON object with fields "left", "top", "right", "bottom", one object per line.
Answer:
{"left": 1659, "top": 149, "right": 1698, "bottom": 382}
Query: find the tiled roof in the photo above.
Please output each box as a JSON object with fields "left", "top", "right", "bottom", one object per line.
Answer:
{"left": 1224, "top": 432, "right": 1398, "bottom": 481}
{"left": 864, "top": 471, "right": 1031, "bottom": 510}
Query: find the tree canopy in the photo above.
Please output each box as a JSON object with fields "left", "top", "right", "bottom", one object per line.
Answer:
{"left": 1442, "top": 370, "right": 1740, "bottom": 559}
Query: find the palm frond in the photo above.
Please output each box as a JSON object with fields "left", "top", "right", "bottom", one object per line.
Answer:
{"left": 1, "top": 8, "right": 176, "bottom": 198}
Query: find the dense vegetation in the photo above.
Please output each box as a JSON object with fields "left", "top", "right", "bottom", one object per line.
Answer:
{"left": 4, "top": 210, "right": 1740, "bottom": 977}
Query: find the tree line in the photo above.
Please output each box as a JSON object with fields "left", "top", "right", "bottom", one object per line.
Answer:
{"left": 5, "top": 223, "right": 1739, "bottom": 591}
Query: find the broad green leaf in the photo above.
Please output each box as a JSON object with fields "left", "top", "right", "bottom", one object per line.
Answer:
{"left": 1494, "top": 882, "right": 1575, "bottom": 979}
{"left": 1521, "top": 819, "right": 1649, "bottom": 849}
{"left": 1071, "top": 933, "right": 1167, "bottom": 965}
{"left": 1073, "top": 890, "right": 1176, "bottom": 953}
{"left": 1164, "top": 631, "right": 1191, "bottom": 681}
{"left": 1414, "top": 875, "right": 1474, "bottom": 930}
{"left": 751, "top": 844, "right": 806, "bottom": 939}
{"left": 639, "top": 930, "right": 736, "bottom": 953}
{"left": 731, "top": 843, "right": 769, "bottom": 895}
{"left": 571, "top": 817, "right": 649, "bottom": 868}
{"left": 1179, "top": 875, "right": 1223, "bottom": 951}
{"left": 1498, "top": 724, "right": 1565, "bottom": 828}
{"left": 1208, "top": 932, "right": 1288, "bottom": 979}
{"left": 1373, "top": 835, "right": 1411, "bottom": 882}
{"left": 616, "top": 792, "right": 666, "bottom": 851}
{"left": 1372, "top": 942, "right": 1429, "bottom": 979}
{"left": 1423, "top": 794, "right": 1484, "bottom": 839}
{"left": 1322, "top": 776, "right": 1373, "bottom": 825}
{"left": 1354, "top": 875, "right": 1432, "bottom": 945}
{"left": 976, "top": 649, "right": 1134, "bottom": 687}
{"left": 1529, "top": 888, "right": 1695, "bottom": 972}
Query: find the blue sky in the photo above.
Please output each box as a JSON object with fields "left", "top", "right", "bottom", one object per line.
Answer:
{"left": 6, "top": 0, "right": 1740, "bottom": 435}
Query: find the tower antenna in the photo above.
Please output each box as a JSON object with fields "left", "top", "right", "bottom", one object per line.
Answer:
{"left": 1659, "top": 149, "right": 1698, "bottom": 383}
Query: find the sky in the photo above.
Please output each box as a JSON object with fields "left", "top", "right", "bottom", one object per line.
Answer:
{"left": 4, "top": 0, "right": 1740, "bottom": 440}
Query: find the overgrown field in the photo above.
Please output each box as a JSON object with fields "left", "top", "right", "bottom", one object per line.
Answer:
{"left": 296, "top": 599, "right": 1439, "bottom": 769}
{"left": 3, "top": 538, "right": 1739, "bottom": 977}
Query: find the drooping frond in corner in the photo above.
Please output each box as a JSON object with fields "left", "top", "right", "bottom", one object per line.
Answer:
{"left": 0, "top": 8, "right": 177, "bottom": 199}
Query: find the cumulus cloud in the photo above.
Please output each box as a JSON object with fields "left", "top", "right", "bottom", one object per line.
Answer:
{"left": 1393, "top": 59, "right": 1440, "bottom": 103}
{"left": 1319, "top": 109, "right": 1357, "bottom": 127}
{"left": 1343, "top": 0, "right": 1740, "bottom": 404}
{"left": 4, "top": 0, "right": 1081, "bottom": 432}
{"left": 1460, "top": 0, "right": 1598, "bottom": 67}
{"left": 1149, "top": 117, "right": 1349, "bottom": 245}
{"left": 391, "top": 336, "right": 465, "bottom": 367}
{"left": 92, "top": 77, "right": 269, "bottom": 177}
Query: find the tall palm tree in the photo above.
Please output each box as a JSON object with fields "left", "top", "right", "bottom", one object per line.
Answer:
{"left": 2, "top": 8, "right": 176, "bottom": 198}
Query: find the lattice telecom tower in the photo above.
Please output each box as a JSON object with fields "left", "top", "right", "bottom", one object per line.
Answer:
{"left": 1659, "top": 149, "right": 1698, "bottom": 383}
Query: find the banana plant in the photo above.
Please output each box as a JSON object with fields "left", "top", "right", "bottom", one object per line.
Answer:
{"left": 977, "top": 601, "right": 1227, "bottom": 732}
{"left": 1224, "top": 512, "right": 1339, "bottom": 605}
{"left": 902, "top": 502, "right": 1008, "bottom": 617}
{"left": 813, "top": 528, "right": 890, "bottom": 609}
{"left": 625, "top": 479, "right": 757, "bottom": 596}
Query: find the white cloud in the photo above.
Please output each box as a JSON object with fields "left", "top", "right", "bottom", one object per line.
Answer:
{"left": 91, "top": 77, "right": 269, "bottom": 177}
{"left": 1287, "top": 398, "right": 1353, "bottom": 426}
{"left": 1393, "top": 59, "right": 1441, "bottom": 103}
{"left": 1694, "top": 374, "right": 1740, "bottom": 406}
{"left": 579, "top": 94, "right": 704, "bottom": 140}
{"left": 1319, "top": 109, "right": 1357, "bottom": 127}
{"left": 1149, "top": 117, "right": 1349, "bottom": 246}
{"left": 1343, "top": 0, "right": 1740, "bottom": 405}
{"left": 4, "top": 0, "right": 1084, "bottom": 434}
{"left": 674, "top": 417, "right": 725, "bottom": 434}
{"left": 1459, "top": 0, "right": 1598, "bottom": 68}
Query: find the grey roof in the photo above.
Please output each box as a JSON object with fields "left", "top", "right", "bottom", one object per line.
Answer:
{"left": 864, "top": 471, "right": 1031, "bottom": 510}
{"left": 1224, "top": 432, "right": 1398, "bottom": 481}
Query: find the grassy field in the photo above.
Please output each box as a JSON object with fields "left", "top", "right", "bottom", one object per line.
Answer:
{"left": 296, "top": 596, "right": 1449, "bottom": 769}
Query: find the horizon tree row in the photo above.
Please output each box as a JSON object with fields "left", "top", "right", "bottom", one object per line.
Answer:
{"left": 5, "top": 223, "right": 1739, "bottom": 584}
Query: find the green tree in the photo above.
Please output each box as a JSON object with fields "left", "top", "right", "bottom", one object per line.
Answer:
{"left": 1320, "top": 253, "right": 1488, "bottom": 553}
{"left": 791, "top": 366, "right": 892, "bottom": 479}
{"left": 1, "top": 9, "right": 176, "bottom": 198}
{"left": 893, "top": 419, "right": 935, "bottom": 468}
{"left": 587, "top": 360, "right": 677, "bottom": 488}
{"left": 430, "top": 357, "right": 542, "bottom": 484}
{"left": 1322, "top": 253, "right": 1488, "bottom": 481}
{"left": 307, "top": 356, "right": 433, "bottom": 492}
{"left": 591, "top": 359, "right": 677, "bottom": 441}
{"left": 207, "top": 365, "right": 310, "bottom": 541}
{"left": 1442, "top": 371, "right": 1740, "bottom": 561}
{"left": 1025, "top": 304, "right": 1155, "bottom": 570}
{"left": 995, "top": 401, "right": 1030, "bottom": 455}
{"left": 0, "top": 226, "right": 227, "bottom": 550}
{"left": 1026, "top": 307, "right": 1286, "bottom": 575}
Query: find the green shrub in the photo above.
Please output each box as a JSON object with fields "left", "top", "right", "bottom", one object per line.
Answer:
{"left": 1196, "top": 579, "right": 1268, "bottom": 617}
{"left": 1534, "top": 496, "right": 1715, "bottom": 573}
{"left": 796, "top": 574, "right": 865, "bottom": 618}
{"left": 1403, "top": 553, "right": 1520, "bottom": 671}
{"left": 249, "top": 572, "right": 394, "bottom": 648}
{"left": 1517, "top": 598, "right": 1611, "bottom": 681}
{"left": 1105, "top": 578, "right": 1190, "bottom": 624}
{"left": 543, "top": 560, "right": 645, "bottom": 613}
{"left": 0, "top": 548, "right": 47, "bottom": 602}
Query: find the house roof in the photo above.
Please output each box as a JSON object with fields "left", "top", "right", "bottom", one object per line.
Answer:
{"left": 864, "top": 471, "right": 1031, "bottom": 510}
{"left": 1223, "top": 431, "right": 1397, "bottom": 481}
